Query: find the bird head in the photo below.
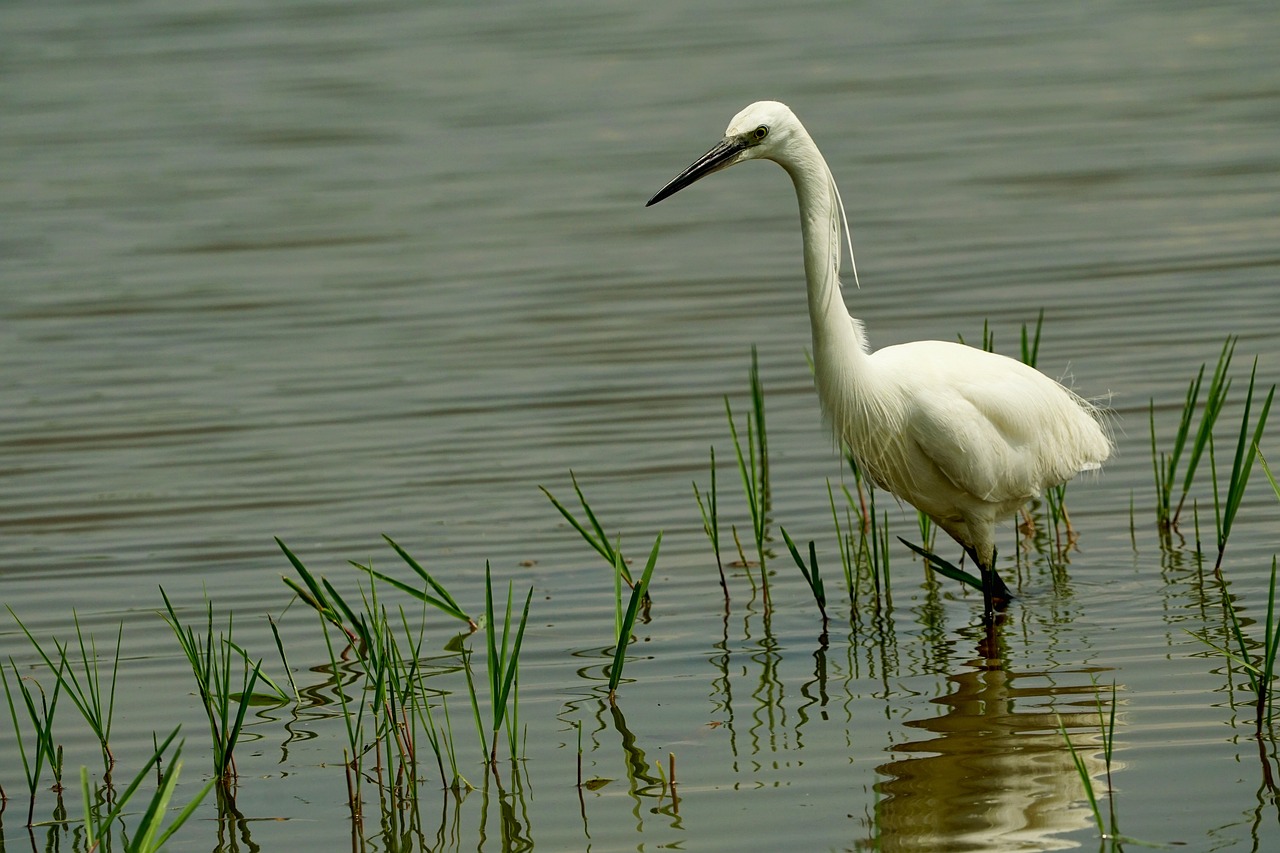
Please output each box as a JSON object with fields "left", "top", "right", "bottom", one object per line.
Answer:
{"left": 646, "top": 101, "right": 800, "bottom": 206}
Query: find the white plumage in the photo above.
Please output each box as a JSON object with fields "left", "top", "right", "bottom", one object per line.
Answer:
{"left": 647, "top": 101, "right": 1111, "bottom": 611}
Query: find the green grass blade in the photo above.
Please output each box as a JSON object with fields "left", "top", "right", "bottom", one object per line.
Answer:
{"left": 609, "top": 533, "right": 662, "bottom": 696}
{"left": 897, "top": 537, "right": 983, "bottom": 591}
{"left": 380, "top": 536, "right": 473, "bottom": 624}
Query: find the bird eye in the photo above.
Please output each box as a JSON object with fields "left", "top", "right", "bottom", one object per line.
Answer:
{"left": 753, "top": 125, "right": 769, "bottom": 141}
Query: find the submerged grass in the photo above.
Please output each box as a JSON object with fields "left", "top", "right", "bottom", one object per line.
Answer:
{"left": 159, "top": 589, "right": 268, "bottom": 787}
{"left": 7, "top": 608, "right": 121, "bottom": 773}
{"left": 542, "top": 473, "right": 633, "bottom": 587}
{"left": 608, "top": 534, "right": 662, "bottom": 702}
{"left": 1208, "top": 358, "right": 1274, "bottom": 575}
{"left": 725, "top": 346, "right": 771, "bottom": 604}
{"left": 2, "top": 655, "right": 64, "bottom": 825}
{"left": 1151, "top": 338, "right": 1235, "bottom": 535}
{"left": 80, "top": 727, "right": 214, "bottom": 853}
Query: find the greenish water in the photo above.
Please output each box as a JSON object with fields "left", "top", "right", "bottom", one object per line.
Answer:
{"left": 3, "top": 0, "right": 1279, "bottom": 850}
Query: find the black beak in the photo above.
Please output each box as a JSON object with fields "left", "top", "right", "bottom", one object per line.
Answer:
{"left": 646, "top": 136, "right": 749, "bottom": 207}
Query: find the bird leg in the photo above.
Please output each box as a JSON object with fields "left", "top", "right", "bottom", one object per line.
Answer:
{"left": 967, "top": 546, "right": 1013, "bottom": 615}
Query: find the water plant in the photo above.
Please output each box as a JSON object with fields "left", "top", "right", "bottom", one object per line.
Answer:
{"left": 1151, "top": 337, "right": 1235, "bottom": 534}
{"left": 1192, "top": 558, "right": 1280, "bottom": 734}
{"left": 2, "top": 656, "right": 64, "bottom": 825}
{"left": 1057, "top": 681, "right": 1120, "bottom": 846}
{"left": 781, "top": 527, "right": 827, "bottom": 634}
{"left": 1208, "top": 357, "right": 1274, "bottom": 575}
{"left": 608, "top": 534, "right": 662, "bottom": 701}
{"left": 476, "top": 562, "right": 533, "bottom": 766}
{"left": 725, "top": 346, "right": 771, "bottom": 603}
{"left": 353, "top": 535, "right": 475, "bottom": 630}
{"left": 80, "top": 727, "right": 213, "bottom": 853}
{"left": 159, "top": 589, "right": 268, "bottom": 786}
{"left": 542, "top": 473, "right": 633, "bottom": 587}
{"left": 693, "top": 445, "right": 727, "bottom": 598}
{"left": 7, "top": 607, "right": 121, "bottom": 772}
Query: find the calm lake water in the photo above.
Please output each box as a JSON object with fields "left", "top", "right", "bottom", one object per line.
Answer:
{"left": 3, "top": 1, "right": 1279, "bottom": 850}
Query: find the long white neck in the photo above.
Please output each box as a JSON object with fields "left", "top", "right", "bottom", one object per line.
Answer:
{"left": 777, "top": 135, "right": 871, "bottom": 411}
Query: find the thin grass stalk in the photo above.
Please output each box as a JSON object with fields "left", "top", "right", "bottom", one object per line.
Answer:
{"left": 483, "top": 563, "right": 534, "bottom": 765}
{"left": 693, "top": 445, "right": 727, "bottom": 599}
{"left": 6, "top": 608, "right": 121, "bottom": 771}
{"left": 2, "top": 657, "right": 64, "bottom": 825}
{"left": 351, "top": 536, "right": 475, "bottom": 629}
{"left": 1177, "top": 338, "right": 1237, "bottom": 524}
{"left": 780, "top": 528, "right": 827, "bottom": 632}
{"left": 267, "top": 615, "right": 301, "bottom": 704}
{"left": 462, "top": 645, "right": 488, "bottom": 767}
{"left": 541, "top": 474, "right": 631, "bottom": 586}
{"left": 1020, "top": 309, "right": 1044, "bottom": 368}
{"left": 320, "top": 617, "right": 366, "bottom": 808}
{"left": 726, "top": 396, "right": 767, "bottom": 600}
{"left": 159, "top": 590, "right": 262, "bottom": 785}
{"left": 828, "top": 481, "right": 856, "bottom": 602}
{"left": 80, "top": 728, "right": 213, "bottom": 853}
{"left": 1212, "top": 359, "right": 1274, "bottom": 574}
{"left": 1056, "top": 715, "right": 1104, "bottom": 838}
{"left": 1260, "top": 557, "right": 1280, "bottom": 731}
{"left": 608, "top": 533, "right": 662, "bottom": 700}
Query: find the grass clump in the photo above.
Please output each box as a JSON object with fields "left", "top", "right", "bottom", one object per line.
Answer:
{"left": 608, "top": 534, "right": 662, "bottom": 702}
{"left": 159, "top": 590, "right": 274, "bottom": 788}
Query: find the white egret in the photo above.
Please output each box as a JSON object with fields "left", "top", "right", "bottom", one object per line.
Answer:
{"left": 646, "top": 101, "right": 1111, "bottom": 613}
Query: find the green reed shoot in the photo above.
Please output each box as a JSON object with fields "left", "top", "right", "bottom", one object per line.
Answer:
{"left": 352, "top": 536, "right": 475, "bottom": 630}
{"left": 828, "top": 480, "right": 857, "bottom": 599}
{"left": 1020, "top": 309, "right": 1044, "bottom": 368}
{"left": 542, "top": 473, "right": 633, "bottom": 587}
{"left": 159, "top": 590, "right": 263, "bottom": 784}
{"left": 2, "top": 657, "right": 64, "bottom": 825}
{"left": 1264, "top": 451, "right": 1280, "bottom": 502}
{"left": 7, "top": 607, "right": 121, "bottom": 771}
{"left": 608, "top": 534, "right": 662, "bottom": 701}
{"left": 1151, "top": 337, "right": 1235, "bottom": 532}
{"left": 1209, "top": 358, "right": 1274, "bottom": 574}
{"left": 483, "top": 562, "right": 533, "bottom": 764}
{"left": 1057, "top": 680, "right": 1120, "bottom": 846}
{"left": 81, "top": 727, "right": 213, "bottom": 853}
{"left": 781, "top": 527, "right": 827, "bottom": 631}
{"left": 897, "top": 537, "right": 982, "bottom": 593}
{"left": 726, "top": 347, "right": 771, "bottom": 601}
{"left": 278, "top": 538, "right": 363, "bottom": 647}
{"left": 1194, "top": 558, "right": 1280, "bottom": 734}
{"left": 693, "top": 445, "right": 727, "bottom": 598}
{"left": 958, "top": 318, "right": 995, "bottom": 353}
{"left": 319, "top": 616, "right": 368, "bottom": 812}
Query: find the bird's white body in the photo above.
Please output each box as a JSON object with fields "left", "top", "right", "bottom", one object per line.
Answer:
{"left": 648, "top": 101, "right": 1111, "bottom": 608}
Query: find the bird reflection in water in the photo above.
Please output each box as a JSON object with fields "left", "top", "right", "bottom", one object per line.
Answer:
{"left": 873, "top": 619, "right": 1115, "bottom": 851}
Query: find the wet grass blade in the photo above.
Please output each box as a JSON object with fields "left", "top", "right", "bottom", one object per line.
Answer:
{"left": 541, "top": 473, "right": 632, "bottom": 586}
{"left": 781, "top": 527, "right": 827, "bottom": 630}
{"left": 1020, "top": 308, "right": 1044, "bottom": 368}
{"left": 2, "top": 655, "right": 63, "bottom": 825}
{"left": 608, "top": 533, "right": 662, "bottom": 700}
{"left": 159, "top": 589, "right": 263, "bottom": 783}
{"left": 277, "top": 538, "right": 360, "bottom": 645}
{"left": 897, "top": 537, "right": 983, "bottom": 592}
{"left": 1212, "top": 358, "right": 1274, "bottom": 572}
{"left": 350, "top": 536, "right": 475, "bottom": 629}
{"left": 484, "top": 562, "right": 533, "bottom": 763}
{"left": 693, "top": 445, "right": 726, "bottom": 598}
{"left": 81, "top": 727, "right": 214, "bottom": 853}
{"left": 6, "top": 607, "right": 120, "bottom": 771}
